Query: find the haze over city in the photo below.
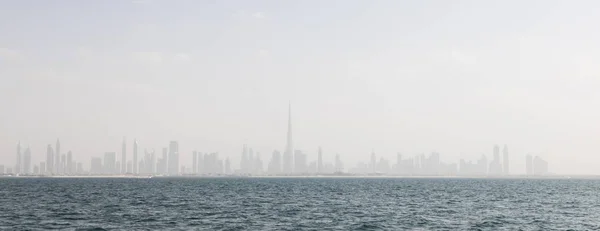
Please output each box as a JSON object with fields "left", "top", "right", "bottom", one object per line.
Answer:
{"left": 2, "top": 0, "right": 600, "bottom": 175}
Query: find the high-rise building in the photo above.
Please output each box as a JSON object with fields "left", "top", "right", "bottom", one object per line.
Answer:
{"left": 197, "top": 151, "right": 203, "bottom": 174}
{"left": 162, "top": 147, "right": 168, "bottom": 174}
{"left": 55, "top": 139, "right": 60, "bottom": 175}
{"left": 335, "top": 154, "right": 343, "bottom": 173}
{"left": 225, "top": 157, "right": 231, "bottom": 174}
{"left": 294, "top": 150, "right": 306, "bottom": 174}
{"left": 478, "top": 154, "right": 488, "bottom": 175}
{"left": 317, "top": 147, "right": 323, "bottom": 174}
{"left": 168, "top": 141, "right": 179, "bottom": 175}
{"left": 133, "top": 139, "right": 138, "bottom": 174}
{"left": 16, "top": 142, "right": 21, "bottom": 174}
{"left": 40, "top": 162, "right": 45, "bottom": 175}
{"left": 370, "top": 151, "right": 376, "bottom": 173}
{"left": 22, "top": 146, "right": 31, "bottom": 174}
{"left": 503, "top": 144, "right": 509, "bottom": 175}
{"left": 193, "top": 151, "right": 197, "bottom": 174}
{"left": 268, "top": 150, "right": 281, "bottom": 174}
{"left": 121, "top": 137, "right": 126, "bottom": 174}
{"left": 46, "top": 144, "right": 54, "bottom": 174}
{"left": 526, "top": 154, "right": 533, "bottom": 176}
{"left": 283, "top": 103, "right": 294, "bottom": 173}
{"left": 533, "top": 156, "right": 548, "bottom": 175}
{"left": 67, "top": 151, "right": 73, "bottom": 174}
{"left": 489, "top": 145, "right": 502, "bottom": 175}
{"left": 249, "top": 148, "right": 255, "bottom": 173}
{"left": 104, "top": 152, "right": 117, "bottom": 174}
{"left": 61, "top": 154, "right": 66, "bottom": 174}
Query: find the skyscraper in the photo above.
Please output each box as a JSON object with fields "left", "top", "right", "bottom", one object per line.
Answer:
{"left": 489, "top": 145, "right": 502, "bottom": 175}
{"left": 168, "top": 141, "right": 179, "bottom": 175}
{"left": 23, "top": 146, "right": 31, "bottom": 174}
{"left": 55, "top": 139, "right": 60, "bottom": 174}
{"left": 241, "top": 145, "right": 248, "bottom": 173}
{"left": 370, "top": 151, "right": 376, "bottom": 173}
{"left": 268, "top": 150, "right": 281, "bottom": 174}
{"left": 46, "top": 144, "right": 54, "bottom": 174}
{"left": 133, "top": 139, "right": 138, "bottom": 174}
{"left": 283, "top": 102, "right": 294, "bottom": 173}
{"left": 225, "top": 157, "right": 231, "bottom": 174}
{"left": 104, "top": 152, "right": 117, "bottom": 174}
{"left": 121, "top": 137, "right": 126, "bottom": 174}
{"left": 317, "top": 147, "right": 323, "bottom": 174}
{"left": 16, "top": 142, "right": 21, "bottom": 174}
{"left": 193, "top": 151, "right": 198, "bottom": 174}
{"left": 502, "top": 144, "right": 509, "bottom": 175}
{"left": 67, "top": 151, "right": 73, "bottom": 175}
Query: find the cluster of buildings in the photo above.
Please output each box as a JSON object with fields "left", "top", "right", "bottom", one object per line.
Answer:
{"left": 3, "top": 104, "right": 550, "bottom": 177}
{"left": 3, "top": 140, "right": 85, "bottom": 176}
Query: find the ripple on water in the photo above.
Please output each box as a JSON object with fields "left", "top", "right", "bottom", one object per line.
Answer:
{"left": 0, "top": 178, "right": 599, "bottom": 230}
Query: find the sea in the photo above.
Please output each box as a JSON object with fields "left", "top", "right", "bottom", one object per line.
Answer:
{"left": 0, "top": 177, "right": 598, "bottom": 230}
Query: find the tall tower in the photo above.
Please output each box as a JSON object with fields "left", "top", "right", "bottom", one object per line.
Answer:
{"left": 16, "top": 141, "right": 21, "bottom": 174}
{"left": 67, "top": 151, "right": 73, "bottom": 174}
{"left": 23, "top": 145, "right": 31, "bottom": 174}
{"left": 133, "top": 139, "right": 138, "bottom": 174}
{"left": 168, "top": 141, "right": 179, "bottom": 175}
{"left": 502, "top": 144, "right": 509, "bottom": 175}
{"left": 55, "top": 139, "right": 61, "bottom": 174}
{"left": 283, "top": 102, "right": 294, "bottom": 173}
{"left": 121, "top": 137, "right": 126, "bottom": 174}
{"left": 317, "top": 147, "right": 323, "bottom": 174}
{"left": 46, "top": 144, "right": 54, "bottom": 174}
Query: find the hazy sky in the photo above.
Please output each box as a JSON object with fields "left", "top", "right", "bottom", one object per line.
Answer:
{"left": 2, "top": 0, "right": 600, "bottom": 174}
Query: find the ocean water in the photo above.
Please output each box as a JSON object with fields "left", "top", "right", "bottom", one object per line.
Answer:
{"left": 0, "top": 177, "right": 599, "bottom": 230}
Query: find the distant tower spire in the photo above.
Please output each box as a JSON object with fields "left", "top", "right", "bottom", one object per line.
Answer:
{"left": 283, "top": 101, "right": 294, "bottom": 173}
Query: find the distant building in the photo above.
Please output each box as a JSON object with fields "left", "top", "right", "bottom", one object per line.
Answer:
{"left": 22, "top": 146, "right": 31, "bottom": 174}
{"left": 103, "top": 152, "right": 117, "bottom": 174}
{"left": 370, "top": 151, "right": 376, "bottom": 173}
{"left": 193, "top": 151, "right": 197, "bottom": 174}
{"left": 16, "top": 142, "right": 21, "bottom": 174}
{"left": 225, "top": 158, "right": 231, "bottom": 174}
{"left": 335, "top": 154, "right": 344, "bottom": 173}
{"left": 67, "top": 151, "right": 73, "bottom": 174}
{"left": 489, "top": 145, "right": 502, "bottom": 176}
{"left": 268, "top": 150, "right": 281, "bottom": 174}
{"left": 317, "top": 147, "right": 323, "bottom": 174}
{"left": 533, "top": 156, "right": 548, "bottom": 176}
{"left": 133, "top": 139, "right": 138, "bottom": 174}
{"left": 526, "top": 155, "right": 533, "bottom": 176}
{"left": 46, "top": 144, "right": 54, "bottom": 174}
{"left": 121, "top": 137, "right": 127, "bottom": 174}
{"left": 294, "top": 150, "right": 307, "bottom": 174}
{"left": 55, "top": 139, "right": 60, "bottom": 175}
{"left": 283, "top": 103, "right": 294, "bottom": 174}
{"left": 168, "top": 141, "right": 179, "bottom": 175}
{"left": 503, "top": 145, "right": 509, "bottom": 175}
{"left": 39, "top": 162, "right": 45, "bottom": 175}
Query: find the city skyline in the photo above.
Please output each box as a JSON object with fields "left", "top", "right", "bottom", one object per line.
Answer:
{"left": 5, "top": 104, "right": 551, "bottom": 177}
{"left": 3, "top": 1, "right": 600, "bottom": 174}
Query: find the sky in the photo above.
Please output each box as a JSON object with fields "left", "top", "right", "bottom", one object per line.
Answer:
{"left": 2, "top": 0, "right": 600, "bottom": 174}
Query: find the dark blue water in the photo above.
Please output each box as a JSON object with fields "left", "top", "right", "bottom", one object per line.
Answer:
{"left": 0, "top": 177, "right": 599, "bottom": 230}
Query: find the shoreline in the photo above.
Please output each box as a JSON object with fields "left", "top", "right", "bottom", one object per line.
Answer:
{"left": 0, "top": 174, "right": 597, "bottom": 179}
